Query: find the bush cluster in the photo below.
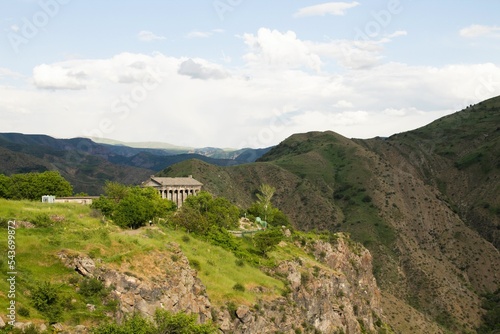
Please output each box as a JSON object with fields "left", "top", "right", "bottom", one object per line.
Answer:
{"left": 92, "top": 309, "right": 216, "bottom": 334}
{"left": 30, "top": 281, "right": 62, "bottom": 324}
{"left": 91, "top": 181, "right": 176, "bottom": 229}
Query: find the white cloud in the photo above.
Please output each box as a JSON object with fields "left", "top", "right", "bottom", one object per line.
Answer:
{"left": 386, "top": 30, "right": 407, "bottom": 39}
{"left": 186, "top": 31, "right": 212, "bottom": 38}
{"left": 186, "top": 29, "right": 224, "bottom": 39}
{"left": 32, "top": 64, "right": 88, "bottom": 90}
{"left": 137, "top": 30, "right": 166, "bottom": 42}
{"left": 178, "top": 58, "right": 229, "bottom": 80}
{"left": 307, "top": 30, "right": 406, "bottom": 69}
{"left": 3, "top": 30, "right": 500, "bottom": 148}
{"left": 459, "top": 24, "right": 500, "bottom": 38}
{"left": 334, "top": 100, "right": 353, "bottom": 108}
{"left": 293, "top": 1, "right": 360, "bottom": 18}
{"left": 243, "top": 28, "right": 322, "bottom": 72}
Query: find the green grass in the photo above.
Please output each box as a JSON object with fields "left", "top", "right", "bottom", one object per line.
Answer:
{"left": 0, "top": 199, "right": 118, "bottom": 324}
{"left": 0, "top": 199, "right": 291, "bottom": 324}
{"left": 161, "top": 229, "right": 286, "bottom": 307}
{"left": 0, "top": 197, "right": 377, "bottom": 328}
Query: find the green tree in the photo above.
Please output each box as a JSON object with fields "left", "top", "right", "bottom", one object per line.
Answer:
{"left": 9, "top": 173, "right": 36, "bottom": 199}
{"left": 113, "top": 189, "right": 156, "bottom": 229}
{"left": 103, "top": 181, "right": 130, "bottom": 203}
{"left": 92, "top": 184, "right": 175, "bottom": 229}
{"left": 184, "top": 191, "right": 212, "bottom": 213}
{"left": 0, "top": 174, "right": 12, "bottom": 198}
{"left": 252, "top": 184, "right": 276, "bottom": 222}
{"left": 270, "top": 208, "right": 291, "bottom": 227}
{"left": 171, "top": 205, "right": 210, "bottom": 234}
{"left": 91, "top": 195, "right": 117, "bottom": 217}
{"left": 253, "top": 227, "right": 283, "bottom": 256}
{"left": 37, "top": 171, "right": 73, "bottom": 197}
{"left": 206, "top": 197, "right": 240, "bottom": 229}
{"left": 8, "top": 171, "right": 72, "bottom": 200}
{"left": 181, "top": 191, "right": 240, "bottom": 230}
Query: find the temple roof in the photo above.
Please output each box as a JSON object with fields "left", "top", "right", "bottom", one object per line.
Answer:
{"left": 143, "top": 176, "right": 203, "bottom": 187}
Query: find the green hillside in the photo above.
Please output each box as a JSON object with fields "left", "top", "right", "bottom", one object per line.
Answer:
{"left": 158, "top": 98, "right": 500, "bottom": 333}
{"left": 1, "top": 199, "right": 393, "bottom": 333}
{"left": 370, "top": 96, "right": 500, "bottom": 248}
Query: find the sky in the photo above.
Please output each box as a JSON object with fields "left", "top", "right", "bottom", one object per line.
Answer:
{"left": 1, "top": 0, "right": 499, "bottom": 149}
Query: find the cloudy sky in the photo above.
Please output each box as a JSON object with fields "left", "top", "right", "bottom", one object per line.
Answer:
{"left": 1, "top": 0, "right": 499, "bottom": 148}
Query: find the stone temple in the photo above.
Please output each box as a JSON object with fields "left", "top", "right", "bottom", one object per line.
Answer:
{"left": 141, "top": 175, "right": 203, "bottom": 208}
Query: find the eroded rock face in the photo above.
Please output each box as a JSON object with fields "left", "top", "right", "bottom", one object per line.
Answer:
{"left": 58, "top": 242, "right": 212, "bottom": 323}
{"left": 59, "top": 236, "right": 385, "bottom": 334}
{"left": 217, "top": 235, "right": 385, "bottom": 334}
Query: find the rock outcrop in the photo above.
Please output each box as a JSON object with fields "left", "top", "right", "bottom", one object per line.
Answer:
{"left": 216, "top": 235, "right": 387, "bottom": 334}
{"left": 58, "top": 235, "right": 388, "bottom": 333}
{"left": 58, "top": 242, "right": 212, "bottom": 323}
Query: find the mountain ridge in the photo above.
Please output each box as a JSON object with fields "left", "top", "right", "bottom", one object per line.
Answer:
{"left": 159, "top": 95, "right": 500, "bottom": 333}
{"left": 0, "top": 133, "right": 270, "bottom": 194}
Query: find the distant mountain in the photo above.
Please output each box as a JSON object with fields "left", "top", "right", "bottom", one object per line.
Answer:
{"left": 90, "top": 136, "right": 272, "bottom": 162}
{"left": 158, "top": 95, "right": 500, "bottom": 333}
{"left": 0, "top": 133, "right": 269, "bottom": 194}
{"left": 90, "top": 137, "right": 193, "bottom": 151}
{"left": 0, "top": 134, "right": 151, "bottom": 194}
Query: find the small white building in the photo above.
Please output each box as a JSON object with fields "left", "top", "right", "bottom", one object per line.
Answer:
{"left": 41, "top": 195, "right": 55, "bottom": 203}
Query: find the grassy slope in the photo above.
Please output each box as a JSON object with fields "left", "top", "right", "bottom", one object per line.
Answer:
{"left": 0, "top": 199, "right": 311, "bottom": 326}
{"left": 160, "top": 125, "right": 500, "bottom": 332}
{"left": 164, "top": 133, "right": 398, "bottom": 285}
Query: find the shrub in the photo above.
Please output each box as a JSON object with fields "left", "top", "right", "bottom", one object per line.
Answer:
{"left": 189, "top": 259, "right": 201, "bottom": 271}
{"left": 154, "top": 309, "right": 217, "bottom": 333}
{"left": 233, "top": 283, "right": 245, "bottom": 292}
{"left": 79, "top": 277, "right": 105, "bottom": 298}
{"left": 17, "top": 306, "right": 30, "bottom": 317}
{"left": 254, "top": 228, "right": 283, "bottom": 256}
{"left": 31, "top": 281, "right": 59, "bottom": 312}
{"left": 92, "top": 309, "right": 217, "bottom": 334}
{"left": 30, "top": 281, "right": 62, "bottom": 323}
{"left": 206, "top": 226, "right": 240, "bottom": 252}
{"left": 226, "top": 302, "right": 238, "bottom": 320}
{"left": 31, "top": 213, "right": 52, "bottom": 227}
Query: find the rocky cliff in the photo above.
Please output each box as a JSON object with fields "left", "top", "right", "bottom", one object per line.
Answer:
{"left": 56, "top": 234, "right": 389, "bottom": 334}
{"left": 216, "top": 236, "right": 388, "bottom": 334}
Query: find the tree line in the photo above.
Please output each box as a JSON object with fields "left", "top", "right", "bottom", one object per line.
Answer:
{"left": 0, "top": 171, "right": 73, "bottom": 200}
{"left": 92, "top": 182, "right": 290, "bottom": 257}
